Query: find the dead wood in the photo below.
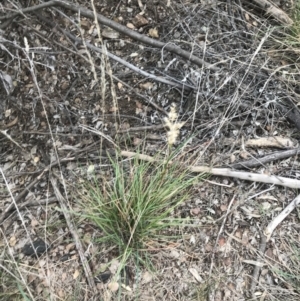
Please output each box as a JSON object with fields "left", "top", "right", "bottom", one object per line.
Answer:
{"left": 120, "top": 150, "right": 300, "bottom": 189}
{"left": 228, "top": 147, "right": 300, "bottom": 169}
{"left": 250, "top": 0, "right": 293, "bottom": 25}
{"left": 31, "top": 12, "right": 196, "bottom": 92}
{"left": 0, "top": 0, "right": 218, "bottom": 70}
{"left": 251, "top": 194, "right": 300, "bottom": 295}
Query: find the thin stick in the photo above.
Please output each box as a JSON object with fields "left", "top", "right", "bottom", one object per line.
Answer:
{"left": 251, "top": 0, "right": 293, "bottom": 25}
{"left": 228, "top": 147, "right": 300, "bottom": 169}
{"left": 1, "top": 0, "right": 217, "bottom": 70}
{"left": 120, "top": 151, "right": 300, "bottom": 189}
{"left": 251, "top": 194, "right": 300, "bottom": 295}
{"left": 32, "top": 12, "right": 195, "bottom": 91}
{"left": 50, "top": 176, "right": 97, "bottom": 292}
{"left": 265, "top": 194, "right": 300, "bottom": 241}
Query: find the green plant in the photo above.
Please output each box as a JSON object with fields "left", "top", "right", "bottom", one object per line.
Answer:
{"left": 280, "top": 3, "right": 300, "bottom": 46}
{"left": 0, "top": 268, "right": 31, "bottom": 301}
{"left": 290, "top": 1, "right": 300, "bottom": 37}
{"left": 271, "top": 243, "right": 300, "bottom": 294}
{"left": 77, "top": 154, "right": 200, "bottom": 266}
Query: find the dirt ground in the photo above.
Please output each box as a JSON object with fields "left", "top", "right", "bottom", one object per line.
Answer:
{"left": 1, "top": 0, "right": 300, "bottom": 300}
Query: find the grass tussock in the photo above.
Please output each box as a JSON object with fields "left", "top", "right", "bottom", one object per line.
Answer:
{"left": 75, "top": 103, "right": 201, "bottom": 267}
{"left": 78, "top": 155, "right": 199, "bottom": 265}
{"left": 275, "top": 3, "right": 300, "bottom": 51}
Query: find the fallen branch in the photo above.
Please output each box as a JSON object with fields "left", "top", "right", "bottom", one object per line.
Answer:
{"left": 32, "top": 12, "right": 195, "bottom": 92}
{"left": 193, "top": 167, "right": 300, "bottom": 189}
{"left": 251, "top": 0, "right": 293, "bottom": 25}
{"left": 120, "top": 150, "right": 300, "bottom": 189}
{"left": 26, "top": 26, "right": 168, "bottom": 114}
{"left": 62, "top": 28, "right": 194, "bottom": 90}
{"left": 228, "top": 147, "right": 300, "bottom": 169}
{"left": 1, "top": 0, "right": 217, "bottom": 70}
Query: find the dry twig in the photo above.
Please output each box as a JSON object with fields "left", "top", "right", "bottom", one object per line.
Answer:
{"left": 32, "top": 12, "right": 195, "bottom": 91}
{"left": 50, "top": 176, "right": 97, "bottom": 293}
{"left": 120, "top": 151, "right": 300, "bottom": 189}
{"left": 228, "top": 147, "right": 300, "bottom": 169}
{"left": 0, "top": 0, "right": 217, "bottom": 70}
{"left": 251, "top": 194, "right": 300, "bottom": 295}
{"left": 251, "top": 0, "right": 293, "bottom": 25}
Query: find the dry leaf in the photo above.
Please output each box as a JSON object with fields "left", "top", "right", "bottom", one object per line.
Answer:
{"left": 132, "top": 14, "right": 148, "bottom": 27}
{"left": 109, "top": 259, "right": 120, "bottom": 274}
{"left": 126, "top": 23, "right": 135, "bottom": 29}
{"left": 148, "top": 28, "right": 159, "bottom": 38}
{"left": 79, "top": 19, "right": 90, "bottom": 30}
{"left": 235, "top": 230, "right": 242, "bottom": 239}
{"left": 39, "top": 259, "right": 46, "bottom": 267}
{"left": 130, "top": 52, "right": 139, "bottom": 57}
{"left": 133, "top": 137, "right": 142, "bottom": 146}
{"left": 223, "top": 256, "right": 232, "bottom": 266}
{"left": 62, "top": 273, "right": 67, "bottom": 281}
{"left": 120, "top": 122, "right": 130, "bottom": 130}
{"left": 58, "top": 290, "right": 65, "bottom": 298}
{"left": 109, "top": 106, "right": 118, "bottom": 112}
{"left": 261, "top": 202, "right": 271, "bottom": 210}
{"left": 61, "top": 81, "right": 69, "bottom": 90}
{"left": 108, "top": 282, "right": 119, "bottom": 292}
{"left": 87, "top": 165, "right": 95, "bottom": 174}
{"left": 257, "top": 195, "right": 278, "bottom": 201}
{"left": 139, "top": 82, "right": 153, "bottom": 90}
{"left": 218, "top": 237, "right": 226, "bottom": 247}
{"left": 189, "top": 268, "right": 203, "bottom": 283}
{"left": 9, "top": 235, "right": 16, "bottom": 247}
{"left": 5, "top": 109, "right": 11, "bottom": 117}
{"left": 121, "top": 284, "right": 132, "bottom": 291}
{"left": 190, "top": 235, "right": 196, "bottom": 245}
{"left": 102, "top": 28, "right": 119, "bottom": 39}
{"left": 190, "top": 207, "right": 201, "bottom": 216}
{"left": 220, "top": 204, "right": 227, "bottom": 212}
{"left": 31, "top": 218, "right": 39, "bottom": 227}
{"left": 142, "top": 271, "right": 153, "bottom": 284}
{"left": 73, "top": 269, "right": 80, "bottom": 279}
{"left": 169, "top": 249, "right": 180, "bottom": 259}
{"left": 136, "top": 101, "right": 143, "bottom": 109}
{"left": 240, "top": 151, "right": 248, "bottom": 159}
{"left": 241, "top": 230, "right": 249, "bottom": 246}
{"left": 245, "top": 137, "right": 296, "bottom": 148}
